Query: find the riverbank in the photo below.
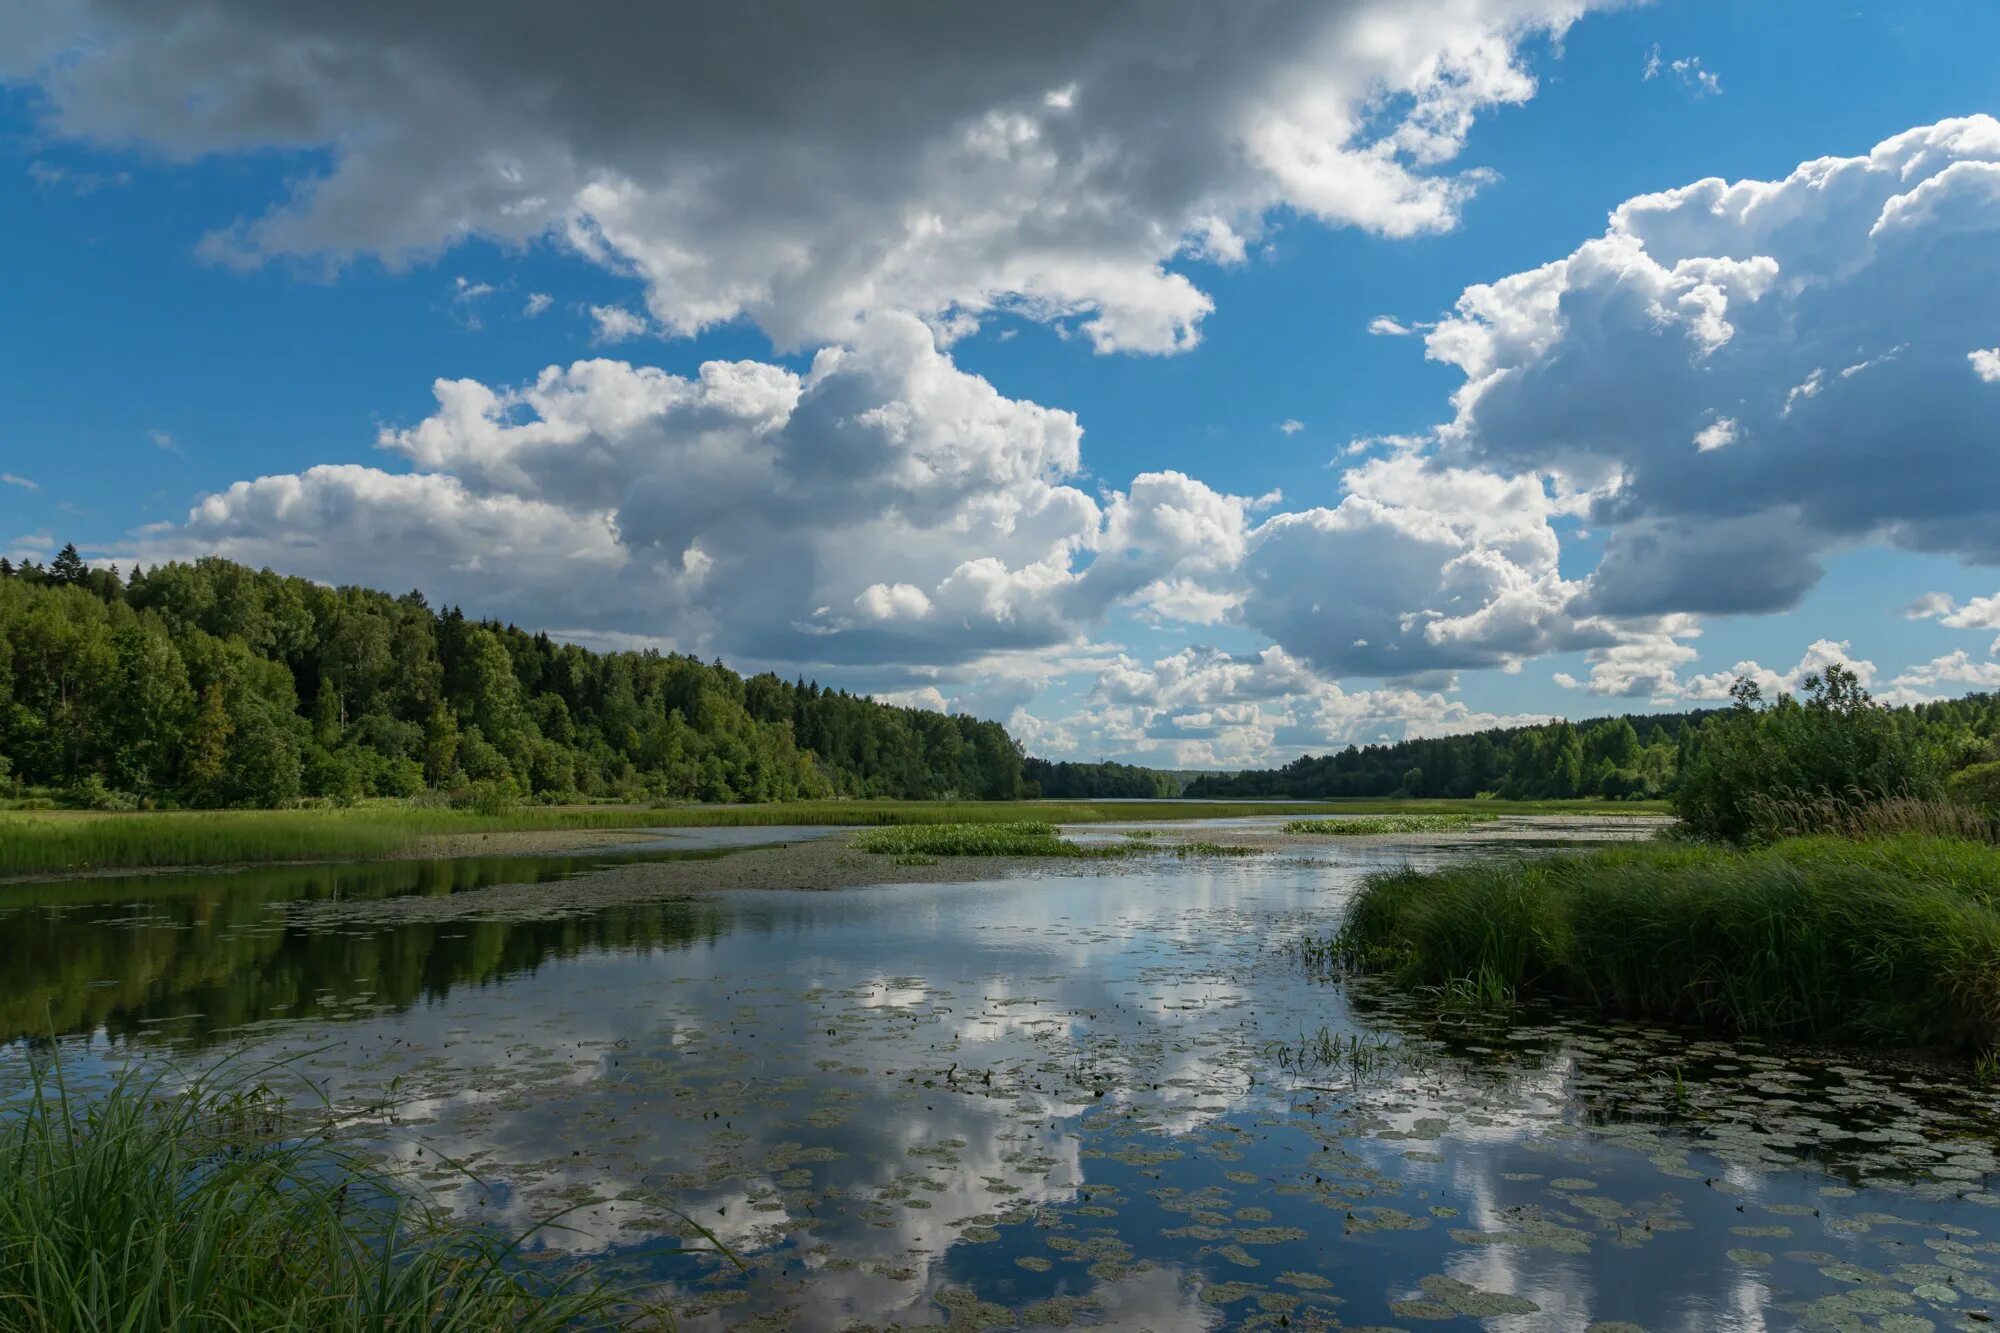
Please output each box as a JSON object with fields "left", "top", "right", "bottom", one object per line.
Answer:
{"left": 1330, "top": 834, "right": 2000, "bottom": 1052}
{"left": 0, "top": 798, "right": 1665, "bottom": 879}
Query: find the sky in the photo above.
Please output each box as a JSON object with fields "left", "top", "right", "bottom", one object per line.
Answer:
{"left": 1, "top": 0, "right": 1997, "bottom": 768}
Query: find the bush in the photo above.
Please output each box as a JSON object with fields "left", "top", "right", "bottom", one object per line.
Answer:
{"left": 1675, "top": 665, "right": 1945, "bottom": 843}
{"left": 66, "top": 774, "right": 140, "bottom": 811}
{"left": 448, "top": 776, "right": 523, "bottom": 816}
{"left": 1948, "top": 760, "right": 2000, "bottom": 814}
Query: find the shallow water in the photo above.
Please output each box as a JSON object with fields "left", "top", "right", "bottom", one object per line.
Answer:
{"left": 6, "top": 829, "right": 2000, "bottom": 1330}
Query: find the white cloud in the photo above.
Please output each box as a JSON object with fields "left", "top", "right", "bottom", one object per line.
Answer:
{"left": 8, "top": 0, "right": 1608, "bottom": 355}
{"left": 148, "top": 429, "right": 181, "bottom": 455}
{"left": 1906, "top": 590, "right": 2000, "bottom": 631}
{"left": 140, "top": 313, "right": 1106, "bottom": 667}
{"left": 1692, "top": 416, "right": 1736, "bottom": 452}
{"left": 1278, "top": 418, "right": 1304, "bottom": 435}
{"left": 1643, "top": 46, "right": 1720, "bottom": 96}
{"left": 1367, "top": 315, "right": 1417, "bottom": 336}
{"left": 1894, "top": 649, "right": 2000, "bottom": 691}
{"left": 1901, "top": 591, "right": 1958, "bottom": 620}
{"left": 1241, "top": 454, "right": 1593, "bottom": 677}
{"left": 1972, "top": 348, "right": 2000, "bottom": 383}
{"left": 1425, "top": 117, "right": 2000, "bottom": 617}
{"left": 1681, "top": 639, "right": 1877, "bottom": 701}
{"left": 588, "top": 304, "right": 649, "bottom": 343}
{"left": 523, "top": 292, "right": 553, "bottom": 318}
{"left": 1029, "top": 643, "right": 1550, "bottom": 766}
{"left": 0, "top": 473, "right": 37, "bottom": 490}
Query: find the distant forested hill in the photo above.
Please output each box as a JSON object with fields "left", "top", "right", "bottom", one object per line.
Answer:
{"left": 0, "top": 548, "right": 1025, "bottom": 808}
{"left": 1184, "top": 692, "right": 2000, "bottom": 801}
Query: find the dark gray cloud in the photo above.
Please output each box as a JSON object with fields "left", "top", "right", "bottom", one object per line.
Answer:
{"left": 8, "top": 0, "right": 1599, "bottom": 352}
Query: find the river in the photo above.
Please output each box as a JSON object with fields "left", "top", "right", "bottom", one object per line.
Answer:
{"left": 3, "top": 818, "right": 1995, "bottom": 1329}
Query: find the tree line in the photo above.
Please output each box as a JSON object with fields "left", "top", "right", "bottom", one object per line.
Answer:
{"left": 1185, "top": 684, "right": 2000, "bottom": 805}
{"left": 0, "top": 548, "right": 1027, "bottom": 808}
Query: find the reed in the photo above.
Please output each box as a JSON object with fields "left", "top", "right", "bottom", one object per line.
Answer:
{"left": 1327, "top": 835, "right": 2000, "bottom": 1051}
{"left": 0, "top": 1057, "right": 668, "bottom": 1331}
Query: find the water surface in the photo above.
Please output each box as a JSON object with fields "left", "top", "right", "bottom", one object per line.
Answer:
{"left": 5, "top": 827, "right": 1997, "bottom": 1330}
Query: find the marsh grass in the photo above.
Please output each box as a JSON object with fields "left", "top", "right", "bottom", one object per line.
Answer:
{"left": 1328, "top": 835, "right": 2000, "bottom": 1050}
{"left": 0, "top": 1055, "right": 691, "bottom": 1330}
{"left": 1282, "top": 814, "right": 1500, "bottom": 837}
{"left": 1160, "top": 840, "right": 1259, "bottom": 858}
{"left": 851, "top": 821, "right": 1114, "bottom": 859}
{"left": 1748, "top": 791, "right": 2000, "bottom": 843}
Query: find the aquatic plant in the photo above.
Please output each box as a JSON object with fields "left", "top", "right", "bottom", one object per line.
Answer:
{"left": 1332, "top": 835, "right": 2000, "bottom": 1051}
{"left": 0, "top": 1057, "right": 672, "bottom": 1331}
{"left": 1281, "top": 814, "right": 1499, "bottom": 836}
{"left": 1160, "top": 840, "right": 1259, "bottom": 858}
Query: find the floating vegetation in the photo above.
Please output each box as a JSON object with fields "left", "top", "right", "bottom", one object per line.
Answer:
{"left": 1161, "top": 840, "right": 1259, "bottom": 858}
{"left": 1281, "top": 814, "right": 1499, "bottom": 836}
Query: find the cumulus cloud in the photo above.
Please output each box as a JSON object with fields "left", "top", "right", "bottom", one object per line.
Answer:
{"left": 1972, "top": 348, "right": 2000, "bottom": 383}
{"left": 141, "top": 313, "right": 1108, "bottom": 667}
{"left": 1278, "top": 418, "right": 1305, "bottom": 435}
{"left": 1426, "top": 117, "right": 2000, "bottom": 616}
{"left": 6, "top": 0, "right": 1604, "bottom": 355}
{"left": 1680, "top": 639, "right": 1877, "bottom": 702}
{"left": 1904, "top": 590, "right": 2000, "bottom": 631}
{"left": 1894, "top": 648, "right": 2000, "bottom": 691}
{"left": 1241, "top": 454, "right": 1594, "bottom": 677}
{"left": 1035, "top": 643, "right": 1550, "bottom": 765}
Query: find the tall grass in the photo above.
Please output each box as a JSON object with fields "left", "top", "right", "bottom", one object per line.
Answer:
{"left": 1282, "top": 814, "right": 1499, "bottom": 836}
{"left": 1746, "top": 791, "right": 2000, "bottom": 844}
{"left": 0, "top": 1057, "right": 663, "bottom": 1330}
{"left": 1330, "top": 836, "right": 2000, "bottom": 1051}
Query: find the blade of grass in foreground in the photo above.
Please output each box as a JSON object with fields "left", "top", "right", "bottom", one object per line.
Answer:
{"left": 0, "top": 1049, "right": 728, "bottom": 1330}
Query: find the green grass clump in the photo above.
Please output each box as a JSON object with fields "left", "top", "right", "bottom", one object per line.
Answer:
{"left": 1282, "top": 814, "right": 1499, "bottom": 836}
{"left": 1330, "top": 835, "right": 2000, "bottom": 1051}
{"left": 1162, "top": 840, "right": 1259, "bottom": 858}
{"left": 852, "top": 821, "right": 1109, "bottom": 858}
{"left": 0, "top": 1059, "right": 660, "bottom": 1330}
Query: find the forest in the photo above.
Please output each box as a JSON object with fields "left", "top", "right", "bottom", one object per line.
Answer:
{"left": 1185, "top": 690, "right": 2000, "bottom": 802}
{"left": 0, "top": 548, "right": 1027, "bottom": 808}
{"left": 11, "top": 544, "right": 2000, "bottom": 814}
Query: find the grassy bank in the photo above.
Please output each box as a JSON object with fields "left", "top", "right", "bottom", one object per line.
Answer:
{"left": 0, "top": 797, "right": 1660, "bottom": 878}
{"left": 1329, "top": 836, "right": 2000, "bottom": 1051}
{"left": 0, "top": 1060, "right": 655, "bottom": 1330}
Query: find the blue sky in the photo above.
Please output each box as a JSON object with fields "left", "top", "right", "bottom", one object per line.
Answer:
{"left": 2, "top": 0, "right": 1997, "bottom": 765}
